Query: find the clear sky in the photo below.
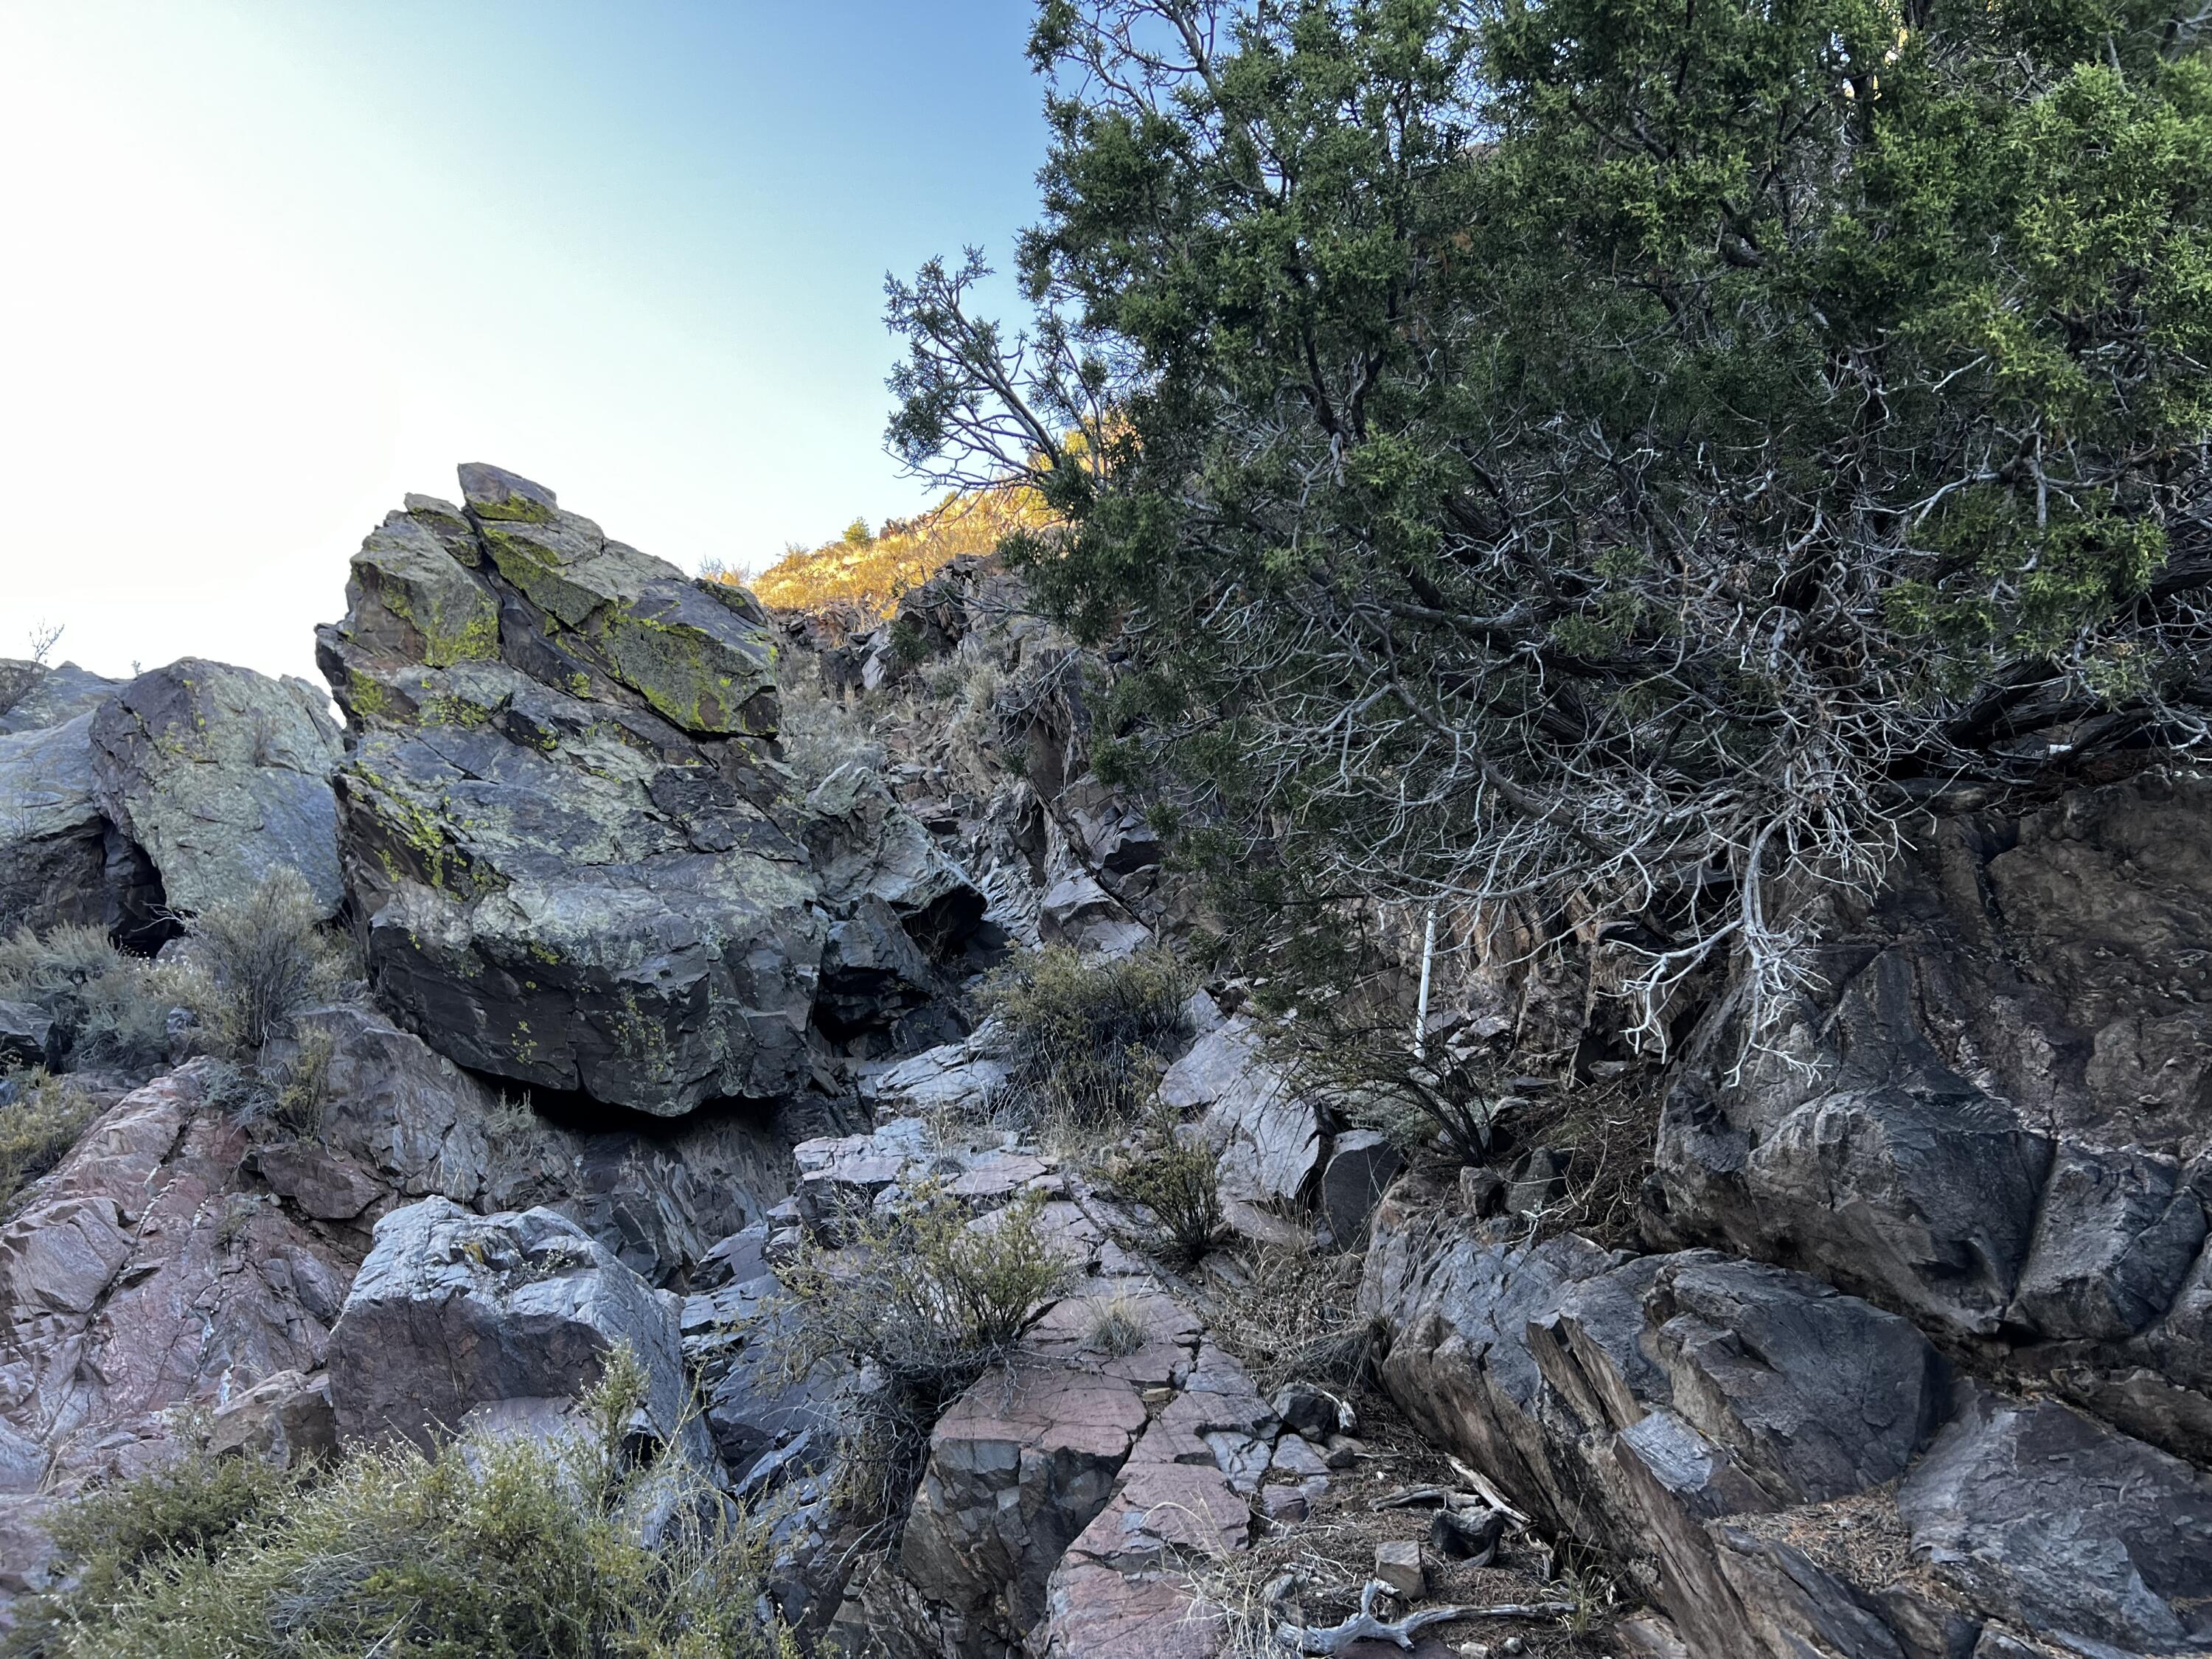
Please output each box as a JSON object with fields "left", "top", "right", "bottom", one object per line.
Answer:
{"left": 0, "top": 1, "right": 1048, "bottom": 684}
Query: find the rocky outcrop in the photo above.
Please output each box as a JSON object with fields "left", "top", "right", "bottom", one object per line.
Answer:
{"left": 1649, "top": 770, "right": 2212, "bottom": 1464}
{"left": 88, "top": 658, "right": 345, "bottom": 918}
{"left": 1362, "top": 1178, "right": 2212, "bottom": 1657}
{"left": 0, "top": 998, "right": 794, "bottom": 1613}
{"left": 325, "top": 1196, "right": 710, "bottom": 1463}
{"left": 318, "top": 465, "right": 984, "bottom": 1116}
{"left": 0, "top": 661, "right": 122, "bottom": 738}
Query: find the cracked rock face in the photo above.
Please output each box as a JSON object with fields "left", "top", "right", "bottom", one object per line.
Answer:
{"left": 318, "top": 465, "right": 981, "bottom": 1116}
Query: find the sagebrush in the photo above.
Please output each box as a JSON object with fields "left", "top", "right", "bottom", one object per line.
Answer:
{"left": 0, "top": 1070, "right": 99, "bottom": 1213}
{"left": 173, "top": 868, "right": 347, "bottom": 1061}
{"left": 0, "top": 925, "right": 173, "bottom": 1077}
{"left": 7, "top": 1347, "right": 794, "bottom": 1659}
{"left": 765, "top": 1181, "right": 1074, "bottom": 1524}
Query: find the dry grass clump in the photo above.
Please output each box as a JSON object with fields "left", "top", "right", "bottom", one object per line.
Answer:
{"left": 981, "top": 946, "right": 1192, "bottom": 1144}
{"left": 1083, "top": 1287, "right": 1150, "bottom": 1357}
{"left": 0, "top": 1069, "right": 100, "bottom": 1213}
{"left": 1204, "top": 1240, "right": 1378, "bottom": 1397}
{"left": 7, "top": 1349, "right": 793, "bottom": 1659}
{"left": 0, "top": 924, "right": 173, "bottom": 1077}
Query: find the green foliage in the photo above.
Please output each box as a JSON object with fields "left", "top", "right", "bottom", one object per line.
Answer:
{"left": 1107, "top": 1120, "right": 1225, "bottom": 1263}
{"left": 770, "top": 1181, "right": 1074, "bottom": 1399}
{"left": 0, "top": 1070, "right": 100, "bottom": 1213}
{"left": 981, "top": 945, "right": 1193, "bottom": 1135}
{"left": 765, "top": 1182, "right": 1075, "bottom": 1522}
{"left": 891, "top": 0, "right": 2212, "bottom": 1046}
{"left": 0, "top": 925, "right": 173, "bottom": 1077}
{"left": 10, "top": 1349, "right": 793, "bottom": 1659}
{"left": 174, "top": 869, "right": 347, "bottom": 1062}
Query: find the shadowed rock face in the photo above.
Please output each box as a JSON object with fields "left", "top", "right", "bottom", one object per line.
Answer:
{"left": 318, "top": 465, "right": 981, "bottom": 1117}
{"left": 1649, "top": 769, "right": 2212, "bottom": 1462}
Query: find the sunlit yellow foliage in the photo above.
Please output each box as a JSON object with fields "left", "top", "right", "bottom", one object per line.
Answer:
{"left": 735, "top": 486, "right": 1054, "bottom": 617}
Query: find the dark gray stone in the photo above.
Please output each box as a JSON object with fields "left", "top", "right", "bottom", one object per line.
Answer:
{"left": 2008, "top": 1143, "right": 2206, "bottom": 1340}
{"left": 0, "top": 1002, "right": 53, "bottom": 1071}
{"left": 1899, "top": 1385, "right": 2212, "bottom": 1655}
{"left": 1320, "top": 1129, "right": 1404, "bottom": 1245}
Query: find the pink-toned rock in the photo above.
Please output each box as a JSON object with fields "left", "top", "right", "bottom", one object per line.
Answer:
{"left": 0, "top": 1067, "right": 350, "bottom": 1488}
{"left": 253, "top": 1141, "right": 383, "bottom": 1220}
{"left": 1034, "top": 1560, "right": 1225, "bottom": 1659}
{"left": 1027, "top": 1283, "right": 1202, "bottom": 1390}
{"left": 894, "top": 1362, "right": 1149, "bottom": 1652}
{"left": 1064, "top": 1452, "right": 1249, "bottom": 1568}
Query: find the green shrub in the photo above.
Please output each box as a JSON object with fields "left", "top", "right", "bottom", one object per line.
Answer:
{"left": 0, "top": 925, "right": 173, "bottom": 1077}
{"left": 1109, "top": 1124, "right": 1224, "bottom": 1265}
{"left": 982, "top": 946, "right": 1192, "bottom": 1137}
{"left": 0, "top": 1070, "right": 100, "bottom": 1212}
{"left": 765, "top": 1182, "right": 1074, "bottom": 1523}
{"left": 174, "top": 869, "right": 346, "bottom": 1062}
{"left": 8, "top": 1349, "right": 793, "bottom": 1659}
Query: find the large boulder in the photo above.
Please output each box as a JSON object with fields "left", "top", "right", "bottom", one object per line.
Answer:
{"left": 1649, "top": 771, "right": 2212, "bottom": 1461}
{"left": 88, "top": 658, "right": 344, "bottom": 918}
{"left": 319, "top": 467, "right": 981, "bottom": 1116}
{"left": 326, "top": 1196, "right": 709, "bottom": 1463}
{"left": 0, "top": 660, "right": 122, "bottom": 738}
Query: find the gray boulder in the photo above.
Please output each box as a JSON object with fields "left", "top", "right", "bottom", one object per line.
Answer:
{"left": 88, "top": 658, "right": 344, "bottom": 918}
{"left": 0, "top": 712, "right": 162, "bottom": 940}
{"left": 0, "top": 660, "right": 122, "bottom": 737}
{"left": 326, "top": 1197, "right": 709, "bottom": 1463}
{"left": 1360, "top": 1184, "right": 1961, "bottom": 1659}
{"left": 1160, "top": 1016, "right": 1321, "bottom": 1209}
{"left": 1899, "top": 1385, "right": 2212, "bottom": 1654}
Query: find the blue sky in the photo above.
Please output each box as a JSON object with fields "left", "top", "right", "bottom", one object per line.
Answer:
{"left": 0, "top": 1, "right": 1049, "bottom": 683}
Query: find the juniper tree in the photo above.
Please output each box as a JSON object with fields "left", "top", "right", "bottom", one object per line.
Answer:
{"left": 889, "top": 0, "right": 2212, "bottom": 1048}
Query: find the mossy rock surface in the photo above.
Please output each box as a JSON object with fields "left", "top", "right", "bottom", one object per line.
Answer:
{"left": 316, "top": 465, "right": 985, "bottom": 1119}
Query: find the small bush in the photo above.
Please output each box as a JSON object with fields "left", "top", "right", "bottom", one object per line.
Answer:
{"left": 0, "top": 1070, "right": 100, "bottom": 1212}
{"left": 983, "top": 947, "right": 1192, "bottom": 1138}
{"left": 0, "top": 925, "right": 173, "bottom": 1077}
{"left": 1110, "top": 1127, "right": 1224, "bottom": 1265}
{"left": 8, "top": 1349, "right": 793, "bottom": 1659}
{"left": 173, "top": 869, "right": 346, "bottom": 1062}
{"left": 766, "top": 1182, "right": 1074, "bottom": 1523}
